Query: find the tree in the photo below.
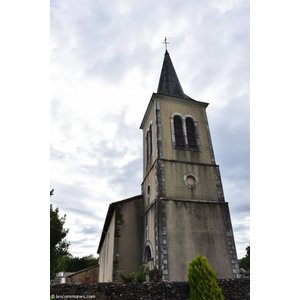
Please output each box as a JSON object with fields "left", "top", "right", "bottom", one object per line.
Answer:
{"left": 188, "top": 256, "right": 224, "bottom": 300}
{"left": 50, "top": 203, "right": 70, "bottom": 279}
{"left": 239, "top": 245, "right": 250, "bottom": 271}
{"left": 62, "top": 254, "right": 98, "bottom": 272}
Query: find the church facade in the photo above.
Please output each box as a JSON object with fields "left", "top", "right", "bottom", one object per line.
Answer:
{"left": 97, "top": 50, "right": 240, "bottom": 282}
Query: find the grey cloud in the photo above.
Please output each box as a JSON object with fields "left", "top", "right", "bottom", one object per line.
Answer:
{"left": 76, "top": 140, "right": 133, "bottom": 180}
{"left": 79, "top": 244, "right": 99, "bottom": 249}
{"left": 99, "top": 138, "right": 128, "bottom": 160}
{"left": 51, "top": 0, "right": 248, "bottom": 86}
{"left": 231, "top": 200, "right": 250, "bottom": 215}
{"left": 76, "top": 111, "right": 142, "bottom": 185}
{"left": 71, "top": 227, "right": 101, "bottom": 243}
{"left": 52, "top": 181, "right": 91, "bottom": 201}
{"left": 69, "top": 239, "right": 99, "bottom": 254}
{"left": 234, "top": 232, "right": 250, "bottom": 248}
{"left": 67, "top": 207, "right": 99, "bottom": 222}
{"left": 84, "top": 39, "right": 159, "bottom": 83}
{"left": 235, "top": 234, "right": 250, "bottom": 245}
{"left": 50, "top": 182, "right": 102, "bottom": 222}
{"left": 224, "top": 177, "right": 249, "bottom": 212}
{"left": 51, "top": 108, "right": 140, "bottom": 181}
{"left": 50, "top": 97, "right": 76, "bottom": 142}
{"left": 233, "top": 222, "right": 250, "bottom": 233}
{"left": 235, "top": 239, "right": 250, "bottom": 258}
{"left": 210, "top": 94, "right": 250, "bottom": 184}
{"left": 110, "top": 157, "right": 143, "bottom": 197}
{"left": 70, "top": 238, "right": 90, "bottom": 245}
{"left": 51, "top": 146, "right": 70, "bottom": 161}
{"left": 70, "top": 116, "right": 143, "bottom": 200}
{"left": 87, "top": 54, "right": 128, "bottom": 82}
{"left": 72, "top": 218, "right": 103, "bottom": 237}
{"left": 80, "top": 226, "right": 101, "bottom": 235}
{"left": 51, "top": 97, "right": 64, "bottom": 122}
{"left": 231, "top": 217, "right": 250, "bottom": 258}
{"left": 114, "top": 111, "right": 144, "bottom": 146}
{"left": 187, "top": 3, "right": 249, "bottom": 96}
{"left": 50, "top": 1, "right": 210, "bottom": 84}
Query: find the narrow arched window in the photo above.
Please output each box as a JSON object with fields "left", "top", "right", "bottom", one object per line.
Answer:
{"left": 144, "top": 245, "right": 152, "bottom": 262}
{"left": 186, "top": 117, "right": 197, "bottom": 148}
{"left": 174, "top": 115, "right": 185, "bottom": 147}
{"left": 146, "top": 125, "right": 152, "bottom": 164}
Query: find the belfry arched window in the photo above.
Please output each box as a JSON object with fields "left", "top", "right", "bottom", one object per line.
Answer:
{"left": 174, "top": 115, "right": 185, "bottom": 148}
{"left": 171, "top": 113, "right": 200, "bottom": 150}
{"left": 186, "top": 117, "right": 197, "bottom": 148}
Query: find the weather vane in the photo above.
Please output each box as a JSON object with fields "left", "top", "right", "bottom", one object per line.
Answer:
{"left": 162, "top": 36, "right": 170, "bottom": 51}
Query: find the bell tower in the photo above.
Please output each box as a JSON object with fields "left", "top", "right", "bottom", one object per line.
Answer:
{"left": 140, "top": 50, "right": 240, "bottom": 280}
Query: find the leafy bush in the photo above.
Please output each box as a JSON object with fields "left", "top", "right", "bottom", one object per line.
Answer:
{"left": 120, "top": 265, "right": 150, "bottom": 283}
{"left": 188, "top": 256, "right": 224, "bottom": 300}
{"left": 136, "top": 265, "right": 149, "bottom": 282}
{"left": 119, "top": 272, "right": 136, "bottom": 283}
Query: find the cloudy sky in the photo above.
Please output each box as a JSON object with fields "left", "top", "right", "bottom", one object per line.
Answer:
{"left": 50, "top": 0, "right": 249, "bottom": 259}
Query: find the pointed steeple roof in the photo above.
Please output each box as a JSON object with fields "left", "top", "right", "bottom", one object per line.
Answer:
{"left": 157, "top": 50, "right": 192, "bottom": 99}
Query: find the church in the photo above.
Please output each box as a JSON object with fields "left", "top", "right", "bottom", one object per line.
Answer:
{"left": 97, "top": 49, "right": 240, "bottom": 282}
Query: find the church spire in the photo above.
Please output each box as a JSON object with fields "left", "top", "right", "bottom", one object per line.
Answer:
{"left": 157, "top": 50, "right": 192, "bottom": 100}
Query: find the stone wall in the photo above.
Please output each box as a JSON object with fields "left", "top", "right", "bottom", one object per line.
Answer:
{"left": 219, "top": 279, "right": 250, "bottom": 300}
{"left": 50, "top": 278, "right": 249, "bottom": 300}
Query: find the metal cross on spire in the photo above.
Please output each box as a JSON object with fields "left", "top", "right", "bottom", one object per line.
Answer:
{"left": 162, "top": 36, "right": 170, "bottom": 51}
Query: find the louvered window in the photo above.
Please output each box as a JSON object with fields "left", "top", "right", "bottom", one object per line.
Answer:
{"left": 174, "top": 115, "right": 185, "bottom": 147}
{"left": 186, "top": 117, "right": 197, "bottom": 148}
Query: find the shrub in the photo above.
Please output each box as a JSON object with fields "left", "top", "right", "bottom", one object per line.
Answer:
{"left": 119, "top": 272, "right": 135, "bottom": 283}
{"left": 188, "top": 256, "right": 224, "bottom": 300}
{"left": 136, "top": 265, "right": 149, "bottom": 282}
{"left": 119, "top": 265, "right": 149, "bottom": 283}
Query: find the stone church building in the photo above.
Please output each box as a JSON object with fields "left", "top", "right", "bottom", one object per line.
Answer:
{"left": 97, "top": 50, "right": 240, "bottom": 282}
